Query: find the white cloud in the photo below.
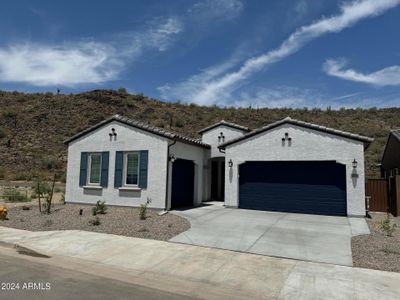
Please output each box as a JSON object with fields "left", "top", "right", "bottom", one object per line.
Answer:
{"left": 134, "top": 17, "right": 184, "bottom": 52}
{"left": 0, "top": 17, "right": 184, "bottom": 87}
{"left": 0, "top": 42, "right": 121, "bottom": 86}
{"left": 189, "top": 0, "right": 243, "bottom": 21}
{"left": 234, "top": 86, "right": 317, "bottom": 108}
{"left": 0, "top": 0, "right": 243, "bottom": 87}
{"left": 323, "top": 58, "right": 400, "bottom": 86}
{"left": 160, "top": 0, "right": 400, "bottom": 105}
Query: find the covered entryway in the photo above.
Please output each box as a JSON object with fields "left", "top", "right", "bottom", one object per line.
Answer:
{"left": 239, "top": 161, "right": 347, "bottom": 216}
{"left": 171, "top": 159, "right": 195, "bottom": 209}
{"left": 211, "top": 158, "right": 225, "bottom": 201}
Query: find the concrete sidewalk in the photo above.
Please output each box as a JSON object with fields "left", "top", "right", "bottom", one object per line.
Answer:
{"left": 0, "top": 226, "right": 399, "bottom": 300}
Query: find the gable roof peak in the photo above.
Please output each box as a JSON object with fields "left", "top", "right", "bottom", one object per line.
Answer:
{"left": 65, "top": 114, "right": 210, "bottom": 148}
{"left": 219, "top": 117, "right": 373, "bottom": 149}
{"left": 198, "top": 120, "right": 250, "bottom": 134}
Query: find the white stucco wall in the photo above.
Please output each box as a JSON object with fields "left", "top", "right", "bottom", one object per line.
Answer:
{"left": 65, "top": 121, "right": 169, "bottom": 209}
{"left": 224, "top": 124, "right": 366, "bottom": 216}
{"left": 201, "top": 125, "right": 247, "bottom": 158}
{"left": 168, "top": 141, "right": 208, "bottom": 208}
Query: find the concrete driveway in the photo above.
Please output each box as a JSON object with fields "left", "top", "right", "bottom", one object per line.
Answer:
{"left": 170, "top": 203, "right": 370, "bottom": 266}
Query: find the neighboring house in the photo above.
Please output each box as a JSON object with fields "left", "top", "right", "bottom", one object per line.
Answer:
{"left": 381, "top": 129, "right": 400, "bottom": 178}
{"left": 65, "top": 115, "right": 373, "bottom": 217}
{"left": 380, "top": 129, "right": 400, "bottom": 216}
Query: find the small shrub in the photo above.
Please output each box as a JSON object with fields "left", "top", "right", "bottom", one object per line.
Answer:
{"left": 92, "top": 200, "right": 107, "bottom": 216}
{"left": 42, "top": 219, "right": 53, "bottom": 227}
{"left": 89, "top": 216, "right": 101, "bottom": 226}
{"left": 41, "top": 155, "right": 62, "bottom": 170}
{"left": 0, "top": 127, "right": 6, "bottom": 139}
{"left": 16, "top": 95, "right": 27, "bottom": 103}
{"left": 174, "top": 118, "right": 184, "bottom": 128}
{"left": 133, "top": 93, "right": 145, "bottom": 101}
{"left": 0, "top": 166, "right": 5, "bottom": 179}
{"left": 122, "top": 98, "right": 136, "bottom": 108}
{"left": 139, "top": 198, "right": 152, "bottom": 220}
{"left": 2, "top": 110, "right": 17, "bottom": 119}
{"left": 59, "top": 172, "right": 66, "bottom": 183}
{"left": 379, "top": 214, "right": 397, "bottom": 237}
{"left": 60, "top": 193, "right": 65, "bottom": 204}
{"left": 3, "top": 189, "right": 29, "bottom": 202}
{"left": 117, "top": 87, "right": 128, "bottom": 95}
{"left": 33, "top": 180, "right": 51, "bottom": 196}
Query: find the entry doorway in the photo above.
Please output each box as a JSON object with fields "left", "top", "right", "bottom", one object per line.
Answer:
{"left": 211, "top": 158, "right": 225, "bottom": 201}
{"left": 171, "top": 159, "right": 195, "bottom": 209}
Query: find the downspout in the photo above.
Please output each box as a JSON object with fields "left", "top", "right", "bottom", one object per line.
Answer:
{"left": 165, "top": 138, "right": 177, "bottom": 211}
{"left": 219, "top": 147, "right": 225, "bottom": 154}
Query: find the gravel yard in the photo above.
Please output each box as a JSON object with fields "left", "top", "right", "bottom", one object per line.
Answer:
{"left": 352, "top": 213, "right": 400, "bottom": 272}
{"left": 0, "top": 203, "right": 190, "bottom": 241}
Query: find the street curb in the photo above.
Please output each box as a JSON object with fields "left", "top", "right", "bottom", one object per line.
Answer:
{"left": 0, "top": 240, "right": 50, "bottom": 258}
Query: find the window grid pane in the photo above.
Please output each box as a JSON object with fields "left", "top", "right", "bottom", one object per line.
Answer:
{"left": 90, "top": 154, "right": 101, "bottom": 184}
{"left": 126, "top": 154, "right": 139, "bottom": 185}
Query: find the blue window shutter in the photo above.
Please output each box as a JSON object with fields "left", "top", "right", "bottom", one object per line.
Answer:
{"left": 79, "top": 152, "right": 88, "bottom": 187}
{"left": 114, "top": 151, "right": 124, "bottom": 188}
{"left": 139, "top": 150, "right": 148, "bottom": 189}
{"left": 101, "top": 152, "right": 109, "bottom": 188}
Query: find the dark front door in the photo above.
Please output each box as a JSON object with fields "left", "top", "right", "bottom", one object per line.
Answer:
{"left": 171, "top": 159, "right": 195, "bottom": 209}
{"left": 239, "top": 161, "right": 347, "bottom": 216}
{"left": 211, "top": 160, "right": 225, "bottom": 201}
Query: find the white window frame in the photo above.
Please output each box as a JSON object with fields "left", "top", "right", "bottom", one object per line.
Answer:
{"left": 123, "top": 152, "right": 140, "bottom": 187}
{"left": 87, "top": 153, "right": 102, "bottom": 186}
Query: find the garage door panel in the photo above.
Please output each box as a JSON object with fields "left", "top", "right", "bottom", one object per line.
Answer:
{"left": 239, "top": 161, "right": 347, "bottom": 216}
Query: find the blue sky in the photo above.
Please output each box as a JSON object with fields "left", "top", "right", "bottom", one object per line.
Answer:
{"left": 0, "top": 0, "right": 399, "bottom": 108}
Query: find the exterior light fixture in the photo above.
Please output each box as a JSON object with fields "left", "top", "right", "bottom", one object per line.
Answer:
{"left": 169, "top": 154, "right": 176, "bottom": 163}
{"left": 351, "top": 158, "right": 359, "bottom": 178}
{"left": 352, "top": 159, "right": 358, "bottom": 169}
{"left": 228, "top": 159, "right": 233, "bottom": 168}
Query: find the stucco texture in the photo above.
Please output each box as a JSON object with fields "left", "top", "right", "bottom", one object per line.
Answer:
{"left": 224, "top": 124, "right": 366, "bottom": 216}
{"left": 66, "top": 121, "right": 169, "bottom": 209}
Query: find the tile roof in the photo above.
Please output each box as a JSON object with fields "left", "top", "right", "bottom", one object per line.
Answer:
{"left": 198, "top": 120, "right": 250, "bottom": 134}
{"left": 219, "top": 116, "right": 374, "bottom": 148}
{"left": 391, "top": 129, "right": 400, "bottom": 141}
{"left": 65, "top": 114, "right": 210, "bottom": 148}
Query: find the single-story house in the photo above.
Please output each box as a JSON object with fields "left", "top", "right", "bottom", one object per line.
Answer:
{"left": 65, "top": 115, "right": 373, "bottom": 217}
{"left": 380, "top": 129, "right": 400, "bottom": 216}
{"left": 381, "top": 129, "right": 400, "bottom": 178}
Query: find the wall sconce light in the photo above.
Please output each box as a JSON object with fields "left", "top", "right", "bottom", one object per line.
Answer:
{"left": 352, "top": 159, "right": 358, "bottom": 169}
{"left": 228, "top": 159, "right": 233, "bottom": 168}
{"left": 169, "top": 154, "right": 176, "bottom": 163}
{"left": 351, "top": 158, "right": 359, "bottom": 178}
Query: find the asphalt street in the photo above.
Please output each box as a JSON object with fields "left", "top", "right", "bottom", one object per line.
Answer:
{"left": 0, "top": 252, "right": 193, "bottom": 300}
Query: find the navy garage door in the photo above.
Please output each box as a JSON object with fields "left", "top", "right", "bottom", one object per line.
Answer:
{"left": 239, "top": 161, "right": 347, "bottom": 216}
{"left": 171, "top": 159, "right": 195, "bottom": 209}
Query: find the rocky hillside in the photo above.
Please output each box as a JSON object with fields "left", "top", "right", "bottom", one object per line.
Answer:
{"left": 0, "top": 89, "right": 399, "bottom": 180}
